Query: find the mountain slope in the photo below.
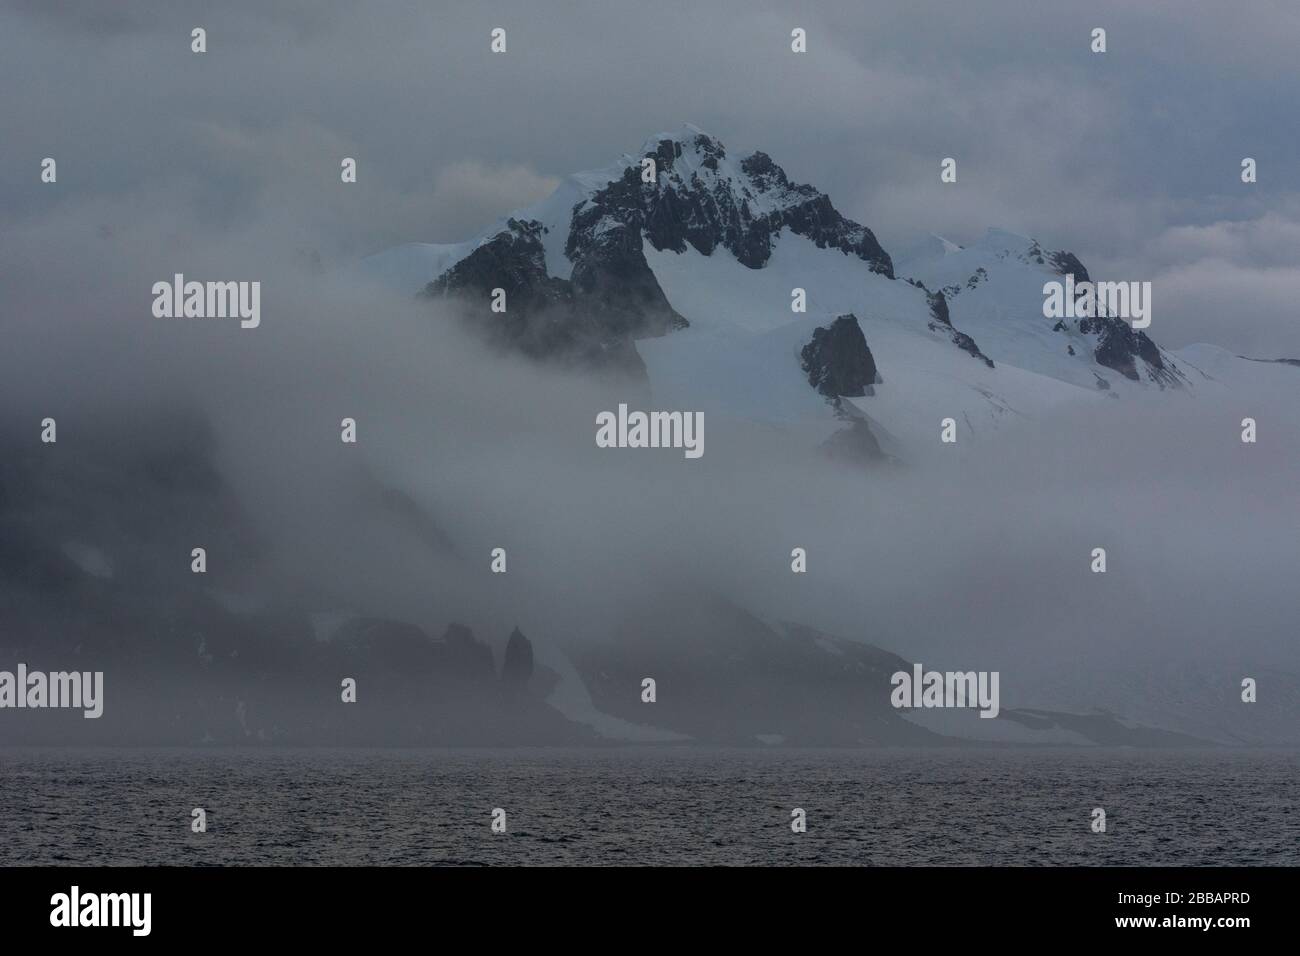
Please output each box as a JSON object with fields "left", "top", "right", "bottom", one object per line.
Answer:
{"left": 896, "top": 228, "right": 1184, "bottom": 392}
{"left": 362, "top": 125, "right": 1200, "bottom": 462}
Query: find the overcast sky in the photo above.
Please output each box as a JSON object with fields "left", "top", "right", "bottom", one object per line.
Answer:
{"left": 3, "top": 0, "right": 1298, "bottom": 354}
{"left": 1, "top": 2, "right": 1297, "bottom": 741}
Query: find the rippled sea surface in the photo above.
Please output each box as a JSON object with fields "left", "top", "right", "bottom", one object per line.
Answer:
{"left": 1, "top": 748, "right": 1295, "bottom": 865}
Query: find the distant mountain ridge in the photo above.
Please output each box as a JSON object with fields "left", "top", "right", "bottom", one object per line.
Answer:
{"left": 365, "top": 125, "right": 1216, "bottom": 463}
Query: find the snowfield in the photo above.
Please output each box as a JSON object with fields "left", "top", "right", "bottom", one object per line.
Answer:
{"left": 354, "top": 125, "right": 1300, "bottom": 746}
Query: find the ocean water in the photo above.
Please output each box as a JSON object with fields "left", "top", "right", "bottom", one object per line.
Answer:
{"left": 0, "top": 748, "right": 1295, "bottom": 866}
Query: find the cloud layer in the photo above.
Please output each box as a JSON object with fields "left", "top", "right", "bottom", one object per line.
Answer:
{"left": 3, "top": 0, "right": 1297, "bottom": 354}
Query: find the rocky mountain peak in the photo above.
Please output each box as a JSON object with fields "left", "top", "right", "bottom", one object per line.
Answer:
{"left": 571, "top": 126, "right": 894, "bottom": 276}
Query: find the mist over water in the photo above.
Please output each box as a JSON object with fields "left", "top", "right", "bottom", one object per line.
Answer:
{"left": 1, "top": 0, "right": 1297, "bottom": 751}
{"left": 1, "top": 204, "right": 1298, "bottom": 746}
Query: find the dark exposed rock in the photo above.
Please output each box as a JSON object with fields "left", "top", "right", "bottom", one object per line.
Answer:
{"left": 1080, "top": 314, "right": 1170, "bottom": 384}
{"left": 925, "top": 289, "right": 995, "bottom": 368}
{"left": 927, "top": 288, "right": 952, "bottom": 327}
{"left": 800, "top": 314, "right": 880, "bottom": 399}
{"left": 1240, "top": 355, "right": 1300, "bottom": 368}
{"left": 650, "top": 137, "right": 683, "bottom": 171}
{"left": 695, "top": 132, "right": 725, "bottom": 170}
{"left": 948, "top": 329, "right": 995, "bottom": 368}
{"left": 430, "top": 219, "right": 562, "bottom": 311}
{"left": 798, "top": 315, "right": 887, "bottom": 463}
{"left": 565, "top": 187, "right": 690, "bottom": 340}
{"left": 501, "top": 626, "right": 534, "bottom": 686}
{"left": 901, "top": 279, "right": 995, "bottom": 368}
{"left": 737, "top": 150, "right": 788, "bottom": 191}
{"left": 426, "top": 218, "right": 659, "bottom": 379}
{"left": 774, "top": 191, "right": 893, "bottom": 275}
{"left": 1038, "top": 243, "right": 1183, "bottom": 388}
{"left": 423, "top": 130, "right": 897, "bottom": 383}
{"left": 1048, "top": 250, "right": 1091, "bottom": 284}
{"left": 424, "top": 131, "right": 1185, "bottom": 400}
{"left": 570, "top": 136, "right": 893, "bottom": 277}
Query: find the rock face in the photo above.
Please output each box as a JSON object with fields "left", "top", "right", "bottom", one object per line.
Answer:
{"left": 1019, "top": 242, "right": 1178, "bottom": 388}
{"left": 425, "top": 218, "right": 656, "bottom": 378}
{"left": 422, "top": 127, "right": 895, "bottom": 378}
{"left": 801, "top": 314, "right": 880, "bottom": 399}
{"left": 799, "top": 315, "right": 887, "bottom": 462}
{"left": 906, "top": 230, "right": 1185, "bottom": 390}
{"left": 923, "top": 287, "right": 995, "bottom": 368}
{"left": 409, "top": 129, "right": 1193, "bottom": 455}
{"left": 501, "top": 626, "right": 534, "bottom": 686}
{"left": 1081, "top": 314, "right": 1170, "bottom": 383}
{"left": 1241, "top": 356, "right": 1300, "bottom": 368}
{"left": 926, "top": 286, "right": 952, "bottom": 327}
{"left": 1046, "top": 249, "right": 1088, "bottom": 280}
{"left": 1038, "top": 248, "right": 1179, "bottom": 386}
{"left": 573, "top": 132, "right": 893, "bottom": 276}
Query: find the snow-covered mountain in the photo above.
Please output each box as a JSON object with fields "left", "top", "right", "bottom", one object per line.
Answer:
{"left": 360, "top": 124, "right": 1229, "bottom": 463}
{"left": 895, "top": 227, "right": 1183, "bottom": 392}
{"left": 346, "top": 126, "right": 1300, "bottom": 747}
